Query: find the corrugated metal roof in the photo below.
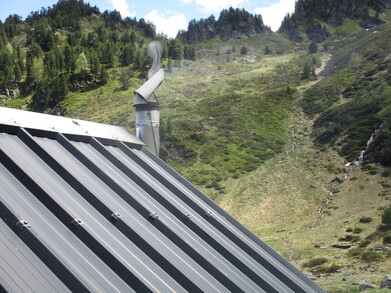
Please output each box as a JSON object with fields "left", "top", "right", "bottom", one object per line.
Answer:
{"left": 0, "top": 107, "right": 325, "bottom": 292}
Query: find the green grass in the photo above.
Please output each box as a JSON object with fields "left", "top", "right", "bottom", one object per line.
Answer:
{"left": 0, "top": 94, "right": 32, "bottom": 109}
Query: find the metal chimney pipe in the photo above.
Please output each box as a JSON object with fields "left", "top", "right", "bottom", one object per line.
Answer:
{"left": 134, "top": 102, "right": 160, "bottom": 156}
{"left": 133, "top": 41, "right": 164, "bottom": 156}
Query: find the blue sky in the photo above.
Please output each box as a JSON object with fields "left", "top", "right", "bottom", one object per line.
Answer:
{"left": 0, "top": 0, "right": 296, "bottom": 37}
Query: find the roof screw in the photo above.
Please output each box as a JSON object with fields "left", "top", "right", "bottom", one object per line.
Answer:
{"left": 16, "top": 220, "right": 30, "bottom": 231}
{"left": 149, "top": 212, "right": 159, "bottom": 220}
{"left": 72, "top": 219, "right": 83, "bottom": 228}
{"left": 111, "top": 212, "right": 121, "bottom": 221}
{"left": 205, "top": 211, "right": 213, "bottom": 218}
{"left": 183, "top": 214, "right": 191, "bottom": 221}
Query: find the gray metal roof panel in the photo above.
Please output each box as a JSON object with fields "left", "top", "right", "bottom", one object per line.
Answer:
{"left": 129, "top": 147, "right": 320, "bottom": 292}
{"left": 0, "top": 219, "right": 71, "bottom": 293}
{"left": 0, "top": 162, "right": 135, "bottom": 293}
{"left": 0, "top": 107, "right": 325, "bottom": 293}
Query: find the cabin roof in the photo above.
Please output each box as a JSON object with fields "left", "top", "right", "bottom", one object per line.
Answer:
{"left": 0, "top": 107, "right": 324, "bottom": 292}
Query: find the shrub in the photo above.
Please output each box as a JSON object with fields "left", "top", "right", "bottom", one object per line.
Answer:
{"left": 380, "top": 181, "right": 391, "bottom": 188}
{"left": 383, "top": 235, "right": 391, "bottom": 245}
{"left": 381, "top": 170, "right": 390, "bottom": 177}
{"left": 359, "top": 239, "right": 371, "bottom": 248}
{"left": 346, "top": 227, "right": 353, "bottom": 232}
{"left": 353, "top": 227, "right": 363, "bottom": 234}
{"left": 348, "top": 248, "right": 364, "bottom": 257}
{"left": 302, "top": 257, "right": 328, "bottom": 268}
{"left": 380, "top": 207, "right": 391, "bottom": 230}
{"left": 240, "top": 46, "right": 248, "bottom": 55}
{"left": 339, "top": 235, "right": 360, "bottom": 242}
{"left": 366, "top": 230, "right": 383, "bottom": 240}
{"left": 361, "top": 251, "right": 381, "bottom": 262}
{"left": 359, "top": 217, "right": 373, "bottom": 223}
{"left": 313, "top": 264, "right": 342, "bottom": 274}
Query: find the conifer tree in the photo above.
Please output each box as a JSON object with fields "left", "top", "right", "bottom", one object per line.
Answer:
{"left": 76, "top": 52, "right": 89, "bottom": 75}
{"left": 99, "top": 66, "right": 109, "bottom": 84}
{"left": 89, "top": 49, "right": 101, "bottom": 80}
{"left": 64, "top": 45, "right": 76, "bottom": 73}
{"left": 121, "top": 45, "right": 133, "bottom": 67}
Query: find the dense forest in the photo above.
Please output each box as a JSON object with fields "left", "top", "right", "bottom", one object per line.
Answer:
{"left": 0, "top": 0, "right": 196, "bottom": 111}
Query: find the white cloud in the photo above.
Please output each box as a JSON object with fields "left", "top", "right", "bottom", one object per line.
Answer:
{"left": 180, "top": 0, "right": 193, "bottom": 3}
{"left": 110, "top": 0, "right": 135, "bottom": 17}
{"left": 144, "top": 10, "right": 188, "bottom": 38}
{"left": 193, "top": 0, "right": 248, "bottom": 14}
{"left": 254, "top": 0, "right": 295, "bottom": 31}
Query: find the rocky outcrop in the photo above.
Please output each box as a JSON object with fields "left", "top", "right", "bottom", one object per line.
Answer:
{"left": 178, "top": 16, "right": 217, "bottom": 44}
{"left": 279, "top": 0, "right": 387, "bottom": 42}
{"left": 380, "top": 275, "right": 391, "bottom": 289}
{"left": 178, "top": 8, "right": 266, "bottom": 44}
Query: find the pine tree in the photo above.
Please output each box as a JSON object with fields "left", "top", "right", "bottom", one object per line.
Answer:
{"left": 64, "top": 45, "right": 76, "bottom": 73}
{"left": 89, "top": 49, "right": 101, "bottom": 80}
{"left": 119, "top": 69, "right": 131, "bottom": 90}
{"left": 168, "top": 39, "right": 183, "bottom": 60}
{"left": 240, "top": 46, "right": 248, "bottom": 55}
{"left": 302, "top": 63, "right": 311, "bottom": 79}
{"left": 121, "top": 45, "right": 133, "bottom": 67}
{"left": 27, "top": 57, "right": 44, "bottom": 85}
{"left": 99, "top": 66, "right": 109, "bottom": 84}
{"left": 309, "top": 41, "right": 318, "bottom": 54}
{"left": 44, "top": 50, "right": 58, "bottom": 79}
{"left": 167, "top": 59, "right": 173, "bottom": 73}
{"left": 1, "top": 51, "right": 14, "bottom": 87}
{"left": 28, "top": 42, "right": 44, "bottom": 59}
{"left": 264, "top": 46, "right": 272, "bottom": 55}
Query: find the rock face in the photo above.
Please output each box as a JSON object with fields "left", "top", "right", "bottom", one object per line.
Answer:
{"left": 380, "top": 275, "right": 391, "bottom": 289}
{"left": 178, "top": 8, "right": 266, "bottom": 44}
{"left": 358, "top": 283, "right": 375, "bottom": 291}
{"left": 278, "top": 0, "right": 388, "bottom": 42}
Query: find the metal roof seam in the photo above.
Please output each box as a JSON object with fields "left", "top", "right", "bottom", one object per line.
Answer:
{"left": 139, "top": 147, "right": 326, "bottom": 293}
{"left": 88, "top": 139, "right": 296, "bottom": 292}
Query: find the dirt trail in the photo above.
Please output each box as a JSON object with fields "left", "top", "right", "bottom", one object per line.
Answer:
{"left": 297, "top": 53, "right": 331, "bottom": 92}
{"left": 282, "top": 53, "right": 333, "bottom": 254}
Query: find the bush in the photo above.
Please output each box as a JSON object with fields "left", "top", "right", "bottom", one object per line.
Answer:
{"left": 380, "top": 181, "right": 391, "bottom": 188}
{"left": 353, "top": 227, "right": 363, "bottom": 234}
{"left": 339, "top": 235, "right": 360, "bottom": 242}
{"left": 303, "top": 257, "right": 328, "bottom": 268}
{"left": 381, "top": 170, "right": 390, "bottom": 177}
{"left": 346, "top": 227, "right": 353, "bottom": 232}
{"left": 348, "top": 248, "right": 364, "bottom": 257}
{"left": 383, "top": 235, "right": 391, "bottom": 245}
{"left": 313, "top": 264, "right": 342, "bottom": 274}
{"left": 361, "top": 251, "right": 381, "bottom": 262}
{"left": 366, "top": 230, "right": 383, "bottom": 240}
{"left": 359, "top": 239, "right": 371, "bottom": 248}
{"left": 240, "top": 46, "right": 248, "bottom": 55}
{"left": 380, "top": 207, "right": 391, "bottom": 230}
{"left": 359, "top": 217, "right": 373, "bottom": 223}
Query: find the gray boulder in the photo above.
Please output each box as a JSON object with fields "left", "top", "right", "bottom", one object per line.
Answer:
{"left": 380, "top": 275, "right": 391, "bottom": 289}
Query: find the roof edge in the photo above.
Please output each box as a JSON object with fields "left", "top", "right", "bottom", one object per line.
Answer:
{"left": 0, "top": 107, "right": 144, "bottom": 146}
